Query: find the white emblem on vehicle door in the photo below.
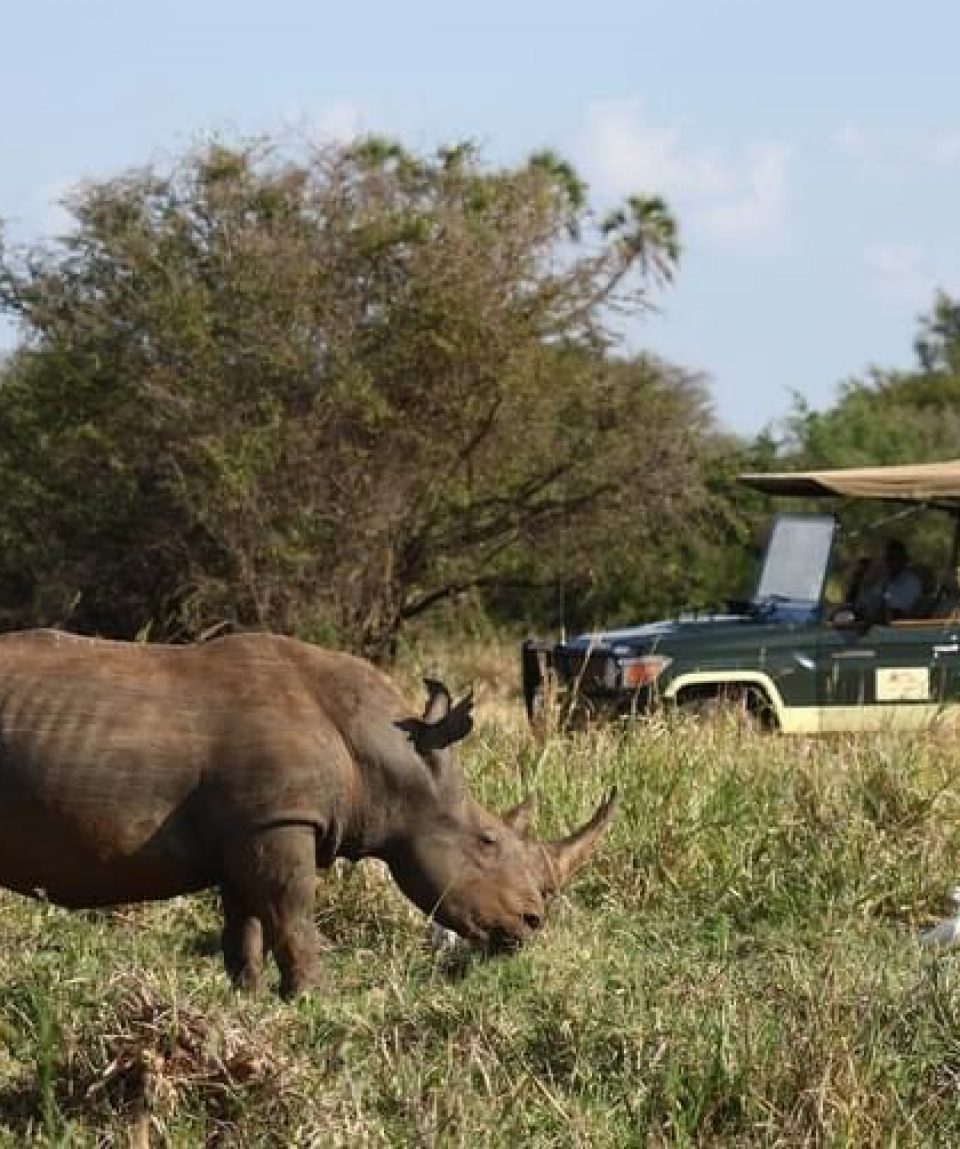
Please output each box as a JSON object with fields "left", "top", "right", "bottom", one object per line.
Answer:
{"left": 875, "top": 667, "right": 930, "bottom": 701}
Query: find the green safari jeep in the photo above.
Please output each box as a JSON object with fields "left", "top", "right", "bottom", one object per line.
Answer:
{"left": 521, "top": 458, "right": 960, "bottom": 733}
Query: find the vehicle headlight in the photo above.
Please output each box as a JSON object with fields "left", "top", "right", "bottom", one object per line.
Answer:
{"left": 619, "top": 654, "right": 672, "bottom": 689}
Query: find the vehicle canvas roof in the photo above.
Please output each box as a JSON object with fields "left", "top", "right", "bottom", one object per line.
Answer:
{"left": 738, "top": 458, "right": 960, "bottom": 506}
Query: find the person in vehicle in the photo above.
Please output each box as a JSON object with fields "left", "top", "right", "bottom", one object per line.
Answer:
{"left": 847, "top": 538, "right": 923, "bottom": 622}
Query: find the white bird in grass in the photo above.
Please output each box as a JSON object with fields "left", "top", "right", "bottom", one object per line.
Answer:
{"left": 428, "top": 922, "right": 461, "bottom": 951}
{"left": 918, "top": 886, "right": 960, "bottom": 949}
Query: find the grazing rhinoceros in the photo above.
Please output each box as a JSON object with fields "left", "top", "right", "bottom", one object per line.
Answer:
{"left": 0, "top": 629, "right": 616, "bottom": 997}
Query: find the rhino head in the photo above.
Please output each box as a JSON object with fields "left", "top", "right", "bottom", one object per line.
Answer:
{"left": 391, "top": 679, "right": 617, "bottom": 951}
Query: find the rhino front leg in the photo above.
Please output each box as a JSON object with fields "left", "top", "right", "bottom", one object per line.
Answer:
{"left": 224, "top": 824, "right": 320, "bottom": 999}
{"left": 220, "top": 884, "right": 265, "bottom": 992}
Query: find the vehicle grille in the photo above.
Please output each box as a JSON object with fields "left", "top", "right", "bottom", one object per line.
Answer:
{"left": 556, "top": 649, "right": 616, "bottom": 691}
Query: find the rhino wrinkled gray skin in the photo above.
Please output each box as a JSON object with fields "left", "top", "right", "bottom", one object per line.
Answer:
{"left": 0, "top": 630, "right": 616, "bottom": 997}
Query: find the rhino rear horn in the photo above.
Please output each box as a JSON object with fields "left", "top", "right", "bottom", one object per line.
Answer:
{"left": 502, "top": 792, "right": 538, "bottom": 837}
{"left": 397, "top": 685, "right": 475, "bottom": 753}
{"left": 542, "top": 788, "right": 618, "bottom": 892}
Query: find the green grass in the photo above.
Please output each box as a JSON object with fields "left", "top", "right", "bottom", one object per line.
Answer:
{"left": 5, "top": 709, "right": 960, "bottom": 1144}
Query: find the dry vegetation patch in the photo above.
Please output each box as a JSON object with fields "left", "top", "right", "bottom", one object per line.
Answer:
{"left": 72, "top": 976, "right": 298, "bottom": 1145}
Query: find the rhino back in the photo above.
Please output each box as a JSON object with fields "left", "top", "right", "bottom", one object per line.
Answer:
{"left": 0, "top": 631, "right": 362, "bottom": 905}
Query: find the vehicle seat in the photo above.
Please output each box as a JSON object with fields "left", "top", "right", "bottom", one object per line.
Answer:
{"left": 930, "top": 577, "right": 960, "bottom": 619}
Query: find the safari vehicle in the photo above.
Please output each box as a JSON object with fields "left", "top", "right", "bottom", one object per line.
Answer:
{"left": 521, "top": 458, "right": 960, "bottom": 734}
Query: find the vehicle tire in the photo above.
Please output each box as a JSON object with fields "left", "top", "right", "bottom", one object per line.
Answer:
{"left": 677, "top": 683, "right": 777, "bottom": 732}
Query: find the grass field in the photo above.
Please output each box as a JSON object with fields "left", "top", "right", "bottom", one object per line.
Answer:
{"left": 4, "top": 648, "right": 960, "bottom": 1145}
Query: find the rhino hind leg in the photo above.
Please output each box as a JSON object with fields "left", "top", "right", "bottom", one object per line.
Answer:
{"left": 220, "top": 884, "right": 265, "bottom": 991}
{"left": 223, "top": 825, "right": 321, "bottom": 1000}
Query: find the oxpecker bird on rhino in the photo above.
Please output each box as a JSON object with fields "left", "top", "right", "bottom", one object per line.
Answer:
{"left": 0, "top": 629, "right": 616, "bottom": 997}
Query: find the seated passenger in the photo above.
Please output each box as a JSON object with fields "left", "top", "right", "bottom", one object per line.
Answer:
{"left": 848, "top": 538, "right": 923, "bottom": 622}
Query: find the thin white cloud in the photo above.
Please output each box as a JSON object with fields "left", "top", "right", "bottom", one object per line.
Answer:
{"left": 577, "top": 100, "right": 793, "bottom": 253}
{"left": 697, "top": 144, "right": 791, "bottom": 247}
{"left": 282, "top": 98, "right": 365, "bottom": 145}
{"left": 833, "top": 120, "right": 870, "bottom": 158}
{"left": 927, "top": 131, "right": 960, "bottom": 165}
{"left": 863, "top": 243, "right": 929, "bottom": 306}
{"left": 833, "top": 123, "right": 960, "bottom": 167}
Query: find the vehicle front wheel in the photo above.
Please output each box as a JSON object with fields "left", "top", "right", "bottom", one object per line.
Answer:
{"left": 675, "top": 683, "right": 777, "bottom": 732}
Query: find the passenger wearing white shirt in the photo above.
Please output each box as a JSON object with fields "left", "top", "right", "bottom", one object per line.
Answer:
{"left": 850, "top": 538, "right": 923, "bottom": 622}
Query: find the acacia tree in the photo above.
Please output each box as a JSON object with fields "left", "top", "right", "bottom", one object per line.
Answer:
{"left": 0, "top": 136, "right": 716, "bottom": 655}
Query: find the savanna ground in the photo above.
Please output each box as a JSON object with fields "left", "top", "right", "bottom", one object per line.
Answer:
{"left": 4, "top": 641, "right": 960, "bottom": 1145}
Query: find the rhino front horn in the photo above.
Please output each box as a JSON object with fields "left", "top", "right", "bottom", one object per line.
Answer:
{"left": 542, "top": 788, "right": 618, "bottom": 891}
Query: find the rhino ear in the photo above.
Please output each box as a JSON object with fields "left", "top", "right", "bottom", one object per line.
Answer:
{"left": 422, "top": 678, "right": 452, "bottom": 724}
{"left": 397, "top": 688, "right": 474, "bottom": 754}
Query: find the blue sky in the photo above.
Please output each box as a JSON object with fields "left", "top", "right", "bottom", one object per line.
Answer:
{"left": 3, "top": 0, "right": 959, "bottom": 436}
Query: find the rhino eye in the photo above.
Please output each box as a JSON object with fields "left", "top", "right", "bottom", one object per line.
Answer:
{"left": 478, "top": 830, "right": 499, "bottom": 848}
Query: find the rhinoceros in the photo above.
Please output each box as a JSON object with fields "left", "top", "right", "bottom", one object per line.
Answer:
{"left": 0, "top": 629, "right": 616, "bottom": 997}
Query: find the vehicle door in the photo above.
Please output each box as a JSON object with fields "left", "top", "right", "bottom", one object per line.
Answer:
{"left": 817, "top": 612, "right": 960, "bottom": 732}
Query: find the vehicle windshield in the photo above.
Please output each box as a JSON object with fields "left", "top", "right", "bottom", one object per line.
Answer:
{"left": 754, "top": 513, "right": 836, "bottom": 606}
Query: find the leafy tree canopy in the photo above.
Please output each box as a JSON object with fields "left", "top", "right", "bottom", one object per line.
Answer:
{"left": 0, "top": 136, "right": 723, "bottom": 654}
